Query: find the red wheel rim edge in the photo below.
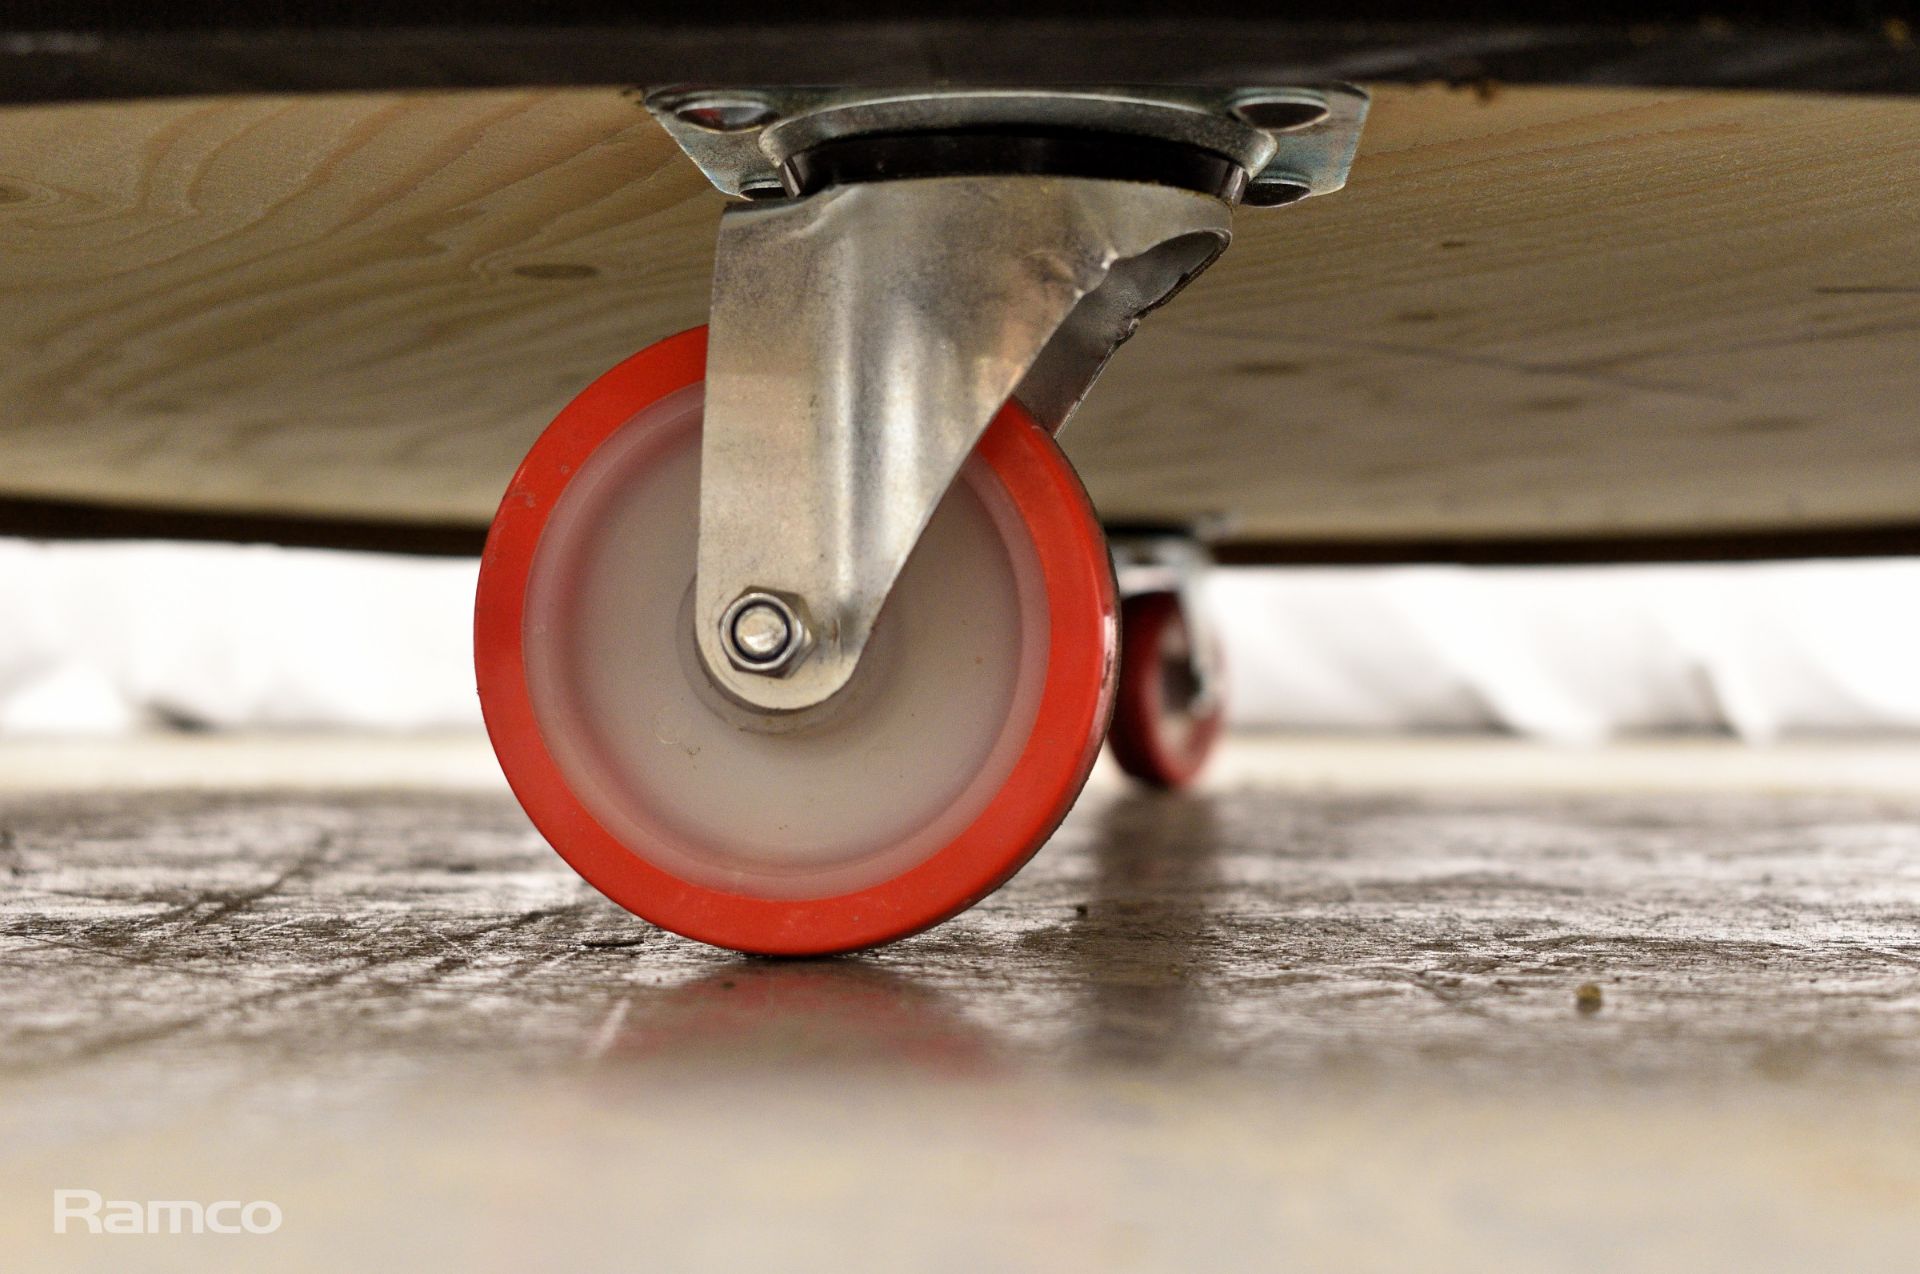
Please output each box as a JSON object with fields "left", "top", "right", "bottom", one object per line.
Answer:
{"left": 1108, "top": 591, "right": 1225, "bottom": 790}
{"left": 475, "top": 326, "right": 1117, "bottom": 955}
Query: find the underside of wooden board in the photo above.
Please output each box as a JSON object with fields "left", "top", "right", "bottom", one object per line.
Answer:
{"left": 0, "top": 82, "right": 1916, "bottom": 547}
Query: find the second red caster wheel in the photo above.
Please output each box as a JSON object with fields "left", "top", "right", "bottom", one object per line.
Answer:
{"left": 475, "top": 328, "right": 1117, "bottom": 955}
{"left": 1107, "top": 589, "right": 1226, "bottom": 789}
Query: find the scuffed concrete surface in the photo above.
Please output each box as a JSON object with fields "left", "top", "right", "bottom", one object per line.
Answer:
{"left": 2, "top": 744, "right": 1919, "bottom": 1269}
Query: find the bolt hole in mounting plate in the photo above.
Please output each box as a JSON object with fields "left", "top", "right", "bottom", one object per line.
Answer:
{"left": 645, "top": 85, "right": 1368, "bottom": 206}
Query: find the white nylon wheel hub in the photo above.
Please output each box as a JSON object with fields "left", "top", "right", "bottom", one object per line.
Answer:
{"left": 519, "top": 387, "right": 1051, "bottom": 901}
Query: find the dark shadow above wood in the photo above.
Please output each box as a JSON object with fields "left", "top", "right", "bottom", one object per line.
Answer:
{"left": 2, "top": 6, "right": 1917, "bottom": 104}
{"left": 11, "top": 492, "right": 1920, "bottom": 565}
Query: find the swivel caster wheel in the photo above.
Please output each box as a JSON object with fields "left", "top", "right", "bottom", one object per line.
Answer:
{"left": 477, "top": 84, "right": 1365, "bottom": 953}
{"left": 475, "top": 328, "right": 1117, "bottom": 955}
{"left": 1107, "top": 589, "right": 1226, "bottom": 790}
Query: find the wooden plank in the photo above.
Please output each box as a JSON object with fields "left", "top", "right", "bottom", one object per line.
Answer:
{"left": 1080, "top": 83, "right": 1920, "bottom": 539}
{"left": 0, "top": 83, "right": 1917, "bottom": 543}
{"left": 0, "top": 89, "right": 715, "bottom": 524}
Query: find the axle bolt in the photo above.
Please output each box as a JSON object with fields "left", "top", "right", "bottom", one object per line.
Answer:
{"left": 733, "top": 603, "right": 791, "bottom": 661}
{"left": 719, "top": 591, "right": 811, "bottom": 677}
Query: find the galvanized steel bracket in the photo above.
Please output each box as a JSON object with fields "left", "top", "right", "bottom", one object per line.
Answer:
{"left": 647, "top": 86, "right": 1367, "bottom": 712}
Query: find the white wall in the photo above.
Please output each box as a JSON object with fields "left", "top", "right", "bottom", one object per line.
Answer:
{"left": 3, "top": 539, "right": 1919, "bottom": 741}
{"left": 1211, "top": 563, "right": 1920, "bottom": 743}
{"left": 0, "top": 540, "right": 481, "bottom": 735}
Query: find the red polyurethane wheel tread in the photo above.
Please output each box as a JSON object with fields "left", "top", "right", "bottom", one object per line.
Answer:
{"left": 1107, "top": 590, "right": 1225, "bottom": 790}
{"left": 475, "top": 326, "right": 1116, "bottom": 955}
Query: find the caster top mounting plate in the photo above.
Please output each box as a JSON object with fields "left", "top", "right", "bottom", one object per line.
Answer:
{"left": 645, "top": 85, "right": 1369, "bottom": 207}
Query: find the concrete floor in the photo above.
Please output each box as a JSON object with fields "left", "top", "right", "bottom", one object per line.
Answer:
{"left": 3, "top": 735, "right": 1919, "bottom": 1271}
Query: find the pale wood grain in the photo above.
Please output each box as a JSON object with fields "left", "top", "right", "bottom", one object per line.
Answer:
{"left": 0, "top": 90, "right": 715, "bottom": 523}
{"left": 1086, "top": 84, "right": 1920, "bottom": 538}
{"left": 1, "top": 84, "right": 1916, "bottom": 539}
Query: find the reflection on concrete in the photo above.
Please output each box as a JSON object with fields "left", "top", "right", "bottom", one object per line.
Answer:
{"left": 1070, "top": 792, "right": 1224, "bottom": 1067}
{"left": 602, "top": 959, "right": 1005, "bottom": 1077}
{"left": 589, "top": 792, "right": 1229, "bottom": 1077}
